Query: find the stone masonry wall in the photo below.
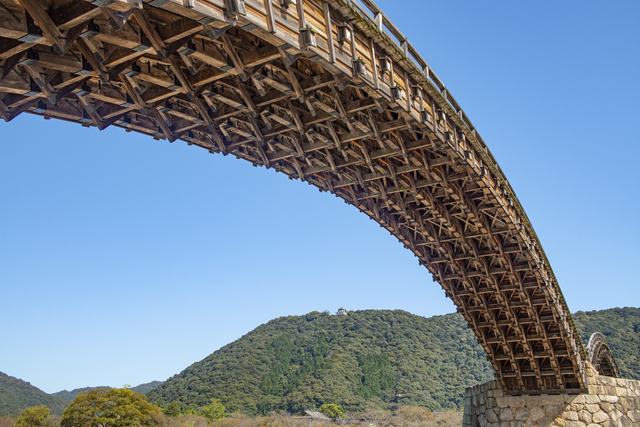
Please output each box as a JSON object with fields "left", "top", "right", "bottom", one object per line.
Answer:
{"left": 462, "top": 364, "right": 640, "bottom": 427}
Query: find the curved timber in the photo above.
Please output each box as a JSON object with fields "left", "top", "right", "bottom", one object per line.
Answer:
{"left": 586, "top": 333, "right": 620, "bottom": 378}
{"left": 0, "top": 0, "right": 597, "bottom": 394}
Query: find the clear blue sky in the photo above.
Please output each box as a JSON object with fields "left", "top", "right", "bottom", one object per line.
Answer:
{"left": 1, "top": 0, "right": 638, "bottom": 394}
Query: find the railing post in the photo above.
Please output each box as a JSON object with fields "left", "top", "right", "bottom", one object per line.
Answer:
{"left": 374, "top": 13, "right": 382, "bottom": 32}
{"left": 323, "top": 1, "right": 335, "bottom": 63}
{"left": 370, "top": 38, "right": 379, "bottom": 89}
{"left": 264, "top": 0, "right": 276, "bottom": 34}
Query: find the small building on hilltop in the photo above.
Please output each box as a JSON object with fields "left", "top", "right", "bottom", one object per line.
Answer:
{"left": 336, "top": 307, "right": 348, "bottom": 315}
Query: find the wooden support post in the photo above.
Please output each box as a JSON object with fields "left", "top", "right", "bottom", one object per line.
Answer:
{"left": 296, "top": 0, "right": 306, "bottom": 29}
{"left": 369, "top": 38, "right": 378, "bottom": 90}
{"left": 263, "top": 0, "right": 276, "bottom": 34}
{"left": 404, "top": 70, "right": 411, "bottom": 112}
{"left": 323, "top": 2, "right": 335, "bottom": 64}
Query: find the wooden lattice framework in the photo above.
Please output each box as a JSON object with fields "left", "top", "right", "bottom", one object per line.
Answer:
{"left": 0, "top": 0, "right": 597, "bottom": 394}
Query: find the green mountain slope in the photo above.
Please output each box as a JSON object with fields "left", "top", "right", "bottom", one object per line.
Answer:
{"left": 50, "top": 386, "right": 108, "bottom": 401}
{"left": 147, "top": 310, "right": 493, "bottom": 414}
{"left": 0, "top": 372, "right": 69, "bottom": 417}
{"left": 147, "top": 307, "right": 640, "bottom": 415}
{"left": 132, "top": 380, "right": 164, "bottom": 395}
{"left": 3, "top": 308, "right": 635, "bottom": 418}
{"left": 51, "top": 381, "right": 163, "bottom": 401}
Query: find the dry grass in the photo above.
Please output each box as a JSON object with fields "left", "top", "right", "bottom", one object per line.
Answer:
{"left": 0, "top": 406, "right": 462, "bottom": 427}
{"left": 154, "top": 406, "right": 462, "bottom": 427}
{"left": 0, "top": 417, "right": 16, "bottom": 427}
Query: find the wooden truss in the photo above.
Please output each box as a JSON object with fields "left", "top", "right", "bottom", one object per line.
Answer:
{"left": 0, "top": 0, "right": 593, "bottom": 394}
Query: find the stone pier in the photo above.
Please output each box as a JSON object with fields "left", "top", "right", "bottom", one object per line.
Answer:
{"left": 462, "top": 364, "right": 640, "bottom": 426}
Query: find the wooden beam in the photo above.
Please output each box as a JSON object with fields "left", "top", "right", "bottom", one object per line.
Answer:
{"left": 220, "top": 33, "right": 248, "bottom": 82}
{"left": 0, "top": 3, "right": 31, "bottom": 40}
{"left": 22, "top": 64, "right": 57, "bottom": 103}
{"left": 132, "top": 8, "right": 167, "bottom": 60}
{"left": 233, "top": 76, "right": 258, "bottom": 117}
{"left": 18, "top": 0, "right": 66, "bottom": 54}
{"left": 150, "top": 109, "right": 176, "bottom": 142}
{"left": 50, "top": 0, "right": 100, "bottom": 30}
{"left": 74, "top": 38, "right": 108, "bottom": 82}
{"left": 0, "top": 51, "right": 24, "bottom": 82}
{"left": 157, "top": 17, "right": 201, "bottom": 43}
{"left": 167, "top": 54, "right": 195, "bottom": 99}
{"left": 279, "top": 50, "right": 304, "bottom": 102}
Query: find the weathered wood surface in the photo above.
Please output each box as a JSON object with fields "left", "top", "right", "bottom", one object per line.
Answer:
{"left": 0, "top": 0, "right": 591, "bottom": 394}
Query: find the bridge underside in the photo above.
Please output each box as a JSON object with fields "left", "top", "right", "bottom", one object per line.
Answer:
{"left": 0, "top": 0, "right": 588, "bottom": 393}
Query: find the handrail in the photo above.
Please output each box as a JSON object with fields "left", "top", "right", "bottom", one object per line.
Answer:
{"left": 342, "top": 0, "right": 578, "bottom": 345}
{"left": 345, "top": 0, "right": 532, "bottom": 242}
{"left": 346, "top": 0, "right": 499, "bottom": 175}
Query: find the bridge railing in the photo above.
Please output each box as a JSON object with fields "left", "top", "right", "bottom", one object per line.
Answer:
{"left": 346, "top": 0, "right": 506, "bottom": 183}
{"left": 345, "top": 0, "right": 587, "bottom": 378}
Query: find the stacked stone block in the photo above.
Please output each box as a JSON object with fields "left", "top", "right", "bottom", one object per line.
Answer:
{"left": 462, "top": 364, "right": 640, "bottom": 426}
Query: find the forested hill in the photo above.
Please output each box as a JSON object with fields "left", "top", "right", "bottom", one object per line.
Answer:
{"left": 132, "top": 380, "right": 164, "bottom": 395}
{"left": 2, "top": 308, "right": 635, "bottom": 418}
{"left": 147, "top": 310, "right": 494, "bottom": 414}
{"left": 0, "top": 376, "right": 162, "bottom": 416}
{"left": 50, "top": 386, "right": 109, "bottom": 402}
{"left": 51, "top": 380, "right": 163, "bottom": 401}
{"left": 0, "top": 372, "right": 69, "bottom": 417}
{"left": 147, "top": 308, "right": 640, "bottom": 415}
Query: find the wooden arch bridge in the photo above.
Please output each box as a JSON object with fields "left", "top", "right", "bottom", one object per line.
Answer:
{"left": 0, "top": 0, "right": 617, "bottom": 394}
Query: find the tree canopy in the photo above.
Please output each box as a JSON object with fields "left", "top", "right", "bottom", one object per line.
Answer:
{"left": 200, "top": 399, "right": 225, "bottom": 422}
{"left": 319, "top": 404, "right": 344, "bottom": 419}
{"left": 162, "top": 402, "right": 181, "bottom": 418}
{"left": 16, "top": 405, "right": 52, "bottom": 427}
{"left": 60, "top": 388, "right": 160, "bottom": 427}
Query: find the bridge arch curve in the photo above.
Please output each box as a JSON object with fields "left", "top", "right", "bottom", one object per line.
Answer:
{"left": 586, "top": 333, "right": 620, "bottom": 378}
{"left": 0, "top": 0, "right": 606, "bottom": 394}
